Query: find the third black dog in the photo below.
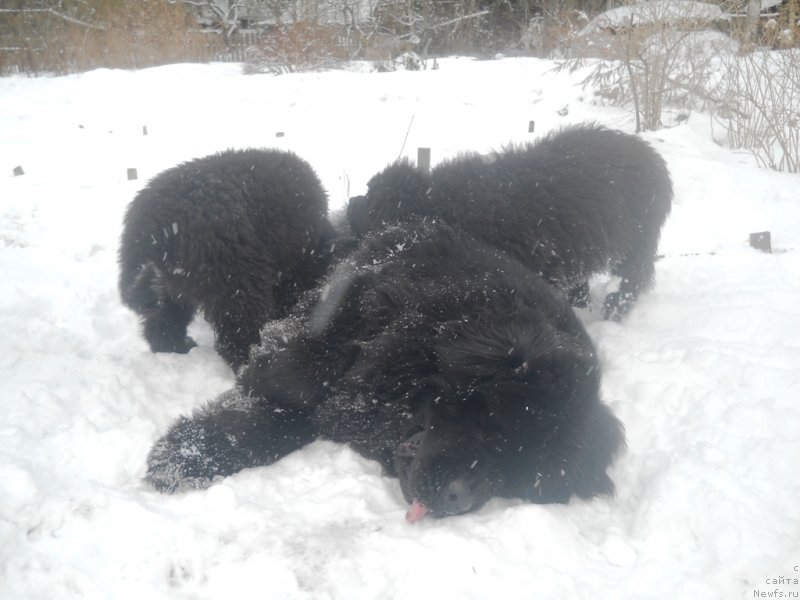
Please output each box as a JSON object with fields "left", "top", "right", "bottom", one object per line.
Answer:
{"left": 119, "top": 148, "right": 336, "bottom": 370}
{"left": 347, "top": 123, "right": 673, "bottom": 320}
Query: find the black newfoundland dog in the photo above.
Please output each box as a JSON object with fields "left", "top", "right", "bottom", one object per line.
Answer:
{"left": 347, "top": 124, "right": 672, "bottom": 320}
{"left": 145, "top": 221, "right": 625, "bottom": 521}
{"left": 118, "top": 149, "right": 336, "bottom": 370}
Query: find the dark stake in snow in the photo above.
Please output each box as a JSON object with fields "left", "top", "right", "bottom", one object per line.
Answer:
{"left": 749, "top": 231, "right": 772, "bottom": 253}
{"left": 146, "top": 221, "right": 625, "bottom": 521}
{"left": 347, "top": 123, "right": 673, "bottom": 320}
{"left": 417, "top": 147, "right": 431, "bottom": 174}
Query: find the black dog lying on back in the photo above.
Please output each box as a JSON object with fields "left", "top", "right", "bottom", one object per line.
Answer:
{"left": 146, "top": 221, "right": 625, "bottom": 521}
{"left": 347, "top": 124, "right": 673, "bottom": 320}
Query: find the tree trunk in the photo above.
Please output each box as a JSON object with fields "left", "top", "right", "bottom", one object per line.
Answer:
{"left": 744, "top": 0, "right": 761, "bottom": 46}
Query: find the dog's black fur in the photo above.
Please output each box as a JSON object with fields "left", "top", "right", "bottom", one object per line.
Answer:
{"left": 347, "top": 124, "right": 673, "bottom": 319}
{"left": 118, "top": 149, "right": 336, "bottom": 370}
{"left": 146, "top": 221, "right": 625, "bottom": 519}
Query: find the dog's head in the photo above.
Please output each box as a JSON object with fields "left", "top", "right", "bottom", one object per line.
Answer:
{"left": 347, "top": 159, "right": 431, "bottom": 237}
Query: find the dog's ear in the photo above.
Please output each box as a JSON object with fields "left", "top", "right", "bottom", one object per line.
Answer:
{"left": 436, "top": 313, "right": 559, "bottom": 381}
{"left": 346, "top": 195, "right": 370, "bottom": 236}
{"left": 437, "top": 317, "right": 511, "bottom": 379}
{"left": 435, "top": 311, "right": 598, "bottom": 404}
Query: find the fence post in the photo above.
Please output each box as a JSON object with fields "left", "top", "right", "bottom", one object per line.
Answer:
{"left": 417, "top": 147, "right": 431, "bottom": 174}
{"left": 749, "top": 231, "right": 772, "bottom": 253}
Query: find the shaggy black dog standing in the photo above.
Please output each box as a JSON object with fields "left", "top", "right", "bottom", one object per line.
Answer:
{"left": 347, "top": 124, "right": 673, "bottom": 320}
{"left": 119, "top": 149, "right": 336, "bottom": 370}
{"left": 146, "top": 221, "right": 625, "bottom": 521}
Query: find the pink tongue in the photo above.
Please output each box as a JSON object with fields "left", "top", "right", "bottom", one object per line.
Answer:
{"left": 405, "top": 500, "right": 429, "bottom": 523}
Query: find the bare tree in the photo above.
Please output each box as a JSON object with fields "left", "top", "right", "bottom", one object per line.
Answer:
{"left": 743, "top": 0, "right": 761, "bottom": 46}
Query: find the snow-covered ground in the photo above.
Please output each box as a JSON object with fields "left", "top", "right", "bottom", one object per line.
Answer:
{"left": 1, "top": 57, "right": 798, "bottom": 599}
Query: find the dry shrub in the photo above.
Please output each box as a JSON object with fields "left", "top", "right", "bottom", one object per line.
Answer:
{"left": 758, "top": 10, "right": 798, "bottom": 49}
{"left": 520, "top": 10, "right": 591, "bottom": 58}
{"left": 243, "top": 22, "right": 356, "bottom": 75}
{"left": 357, "top": 31, "right": 418, "bottom": 62}
{"left": 714, "top": 49, "right": 800, "bottom": 173}
{"left": 84, "top": 1, "right": 212, "bottom": 70}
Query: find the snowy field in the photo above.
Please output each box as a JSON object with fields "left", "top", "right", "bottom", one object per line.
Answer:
{"left": 1, "top": 57, "right": 798, "bottom": 599}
